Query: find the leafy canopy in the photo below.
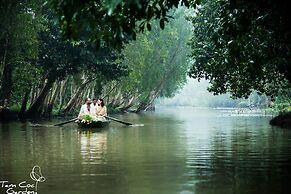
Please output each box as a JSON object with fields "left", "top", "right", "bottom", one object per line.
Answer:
{"left": 38, "top": 22, "right": 128, "bottom": 82}
{"left": 46, "top": 0, "right": 199, "bottom": 48}
{"left": 119, "top": 8, "right": 191, "bottom": 100}
{"left": 188, "top": 0, "right": 291, "bottom": 98}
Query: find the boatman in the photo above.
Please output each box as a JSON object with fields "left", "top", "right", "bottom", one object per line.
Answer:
{"left": 78, "top": 98, "right": 96, "bottom": 120}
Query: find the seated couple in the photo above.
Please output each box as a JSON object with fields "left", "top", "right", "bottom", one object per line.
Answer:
{"left": 78, "top": 98, "right": 107, "bottom": 121}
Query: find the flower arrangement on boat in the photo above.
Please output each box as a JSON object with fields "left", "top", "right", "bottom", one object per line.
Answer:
{"left": 81, "top": 114, "right": 94, "bottom": 124}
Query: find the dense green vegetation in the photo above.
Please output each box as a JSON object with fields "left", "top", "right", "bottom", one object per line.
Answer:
{"left": 46, "top": 0, "right": 197, "bottom": 48}
{"left": 0, "top": 0, "right": 290, "bottom": 123}
{"left": 188, "top": 0, "right": 291, "bottom": 98}
{"left": 187, "top": 0, "right": 290, "bottom": 126}
{"left": 0, "top": 0, "right": 191, "bottom": 117}
{"left": 102, "top": 9, "right": 190, "bottom": 112}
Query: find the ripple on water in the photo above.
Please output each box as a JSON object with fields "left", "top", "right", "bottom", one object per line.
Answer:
{"left": 1, "top": 108, "right": 291, "bottom": 194}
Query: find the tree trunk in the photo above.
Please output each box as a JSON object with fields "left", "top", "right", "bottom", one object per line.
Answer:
{"left": 118, "top": 95, "right": 140, "bottom": 112}
{"left": 58, "top": 79, "right": 67, "bottom": 113}
{"left": 0, "top": 62, "right": 13, "bottom": 106}
{"left": 29, "top": 86, "right": 37, "bottom": 107}
{"left": 26, "top": 78, "right": 54, "bottom": 117}
{"left": 62, "top": 78, "right": 96, "bottom": 113}
{"left": 0, "top": 33, "right": 9, "bottom": 77}
{"left": 135, "top": 38, "right": 183, "bottom": 113}
{"left": 0, "top": 34, "right": 13, "bottom": 107}
{"left": 42, "top": 94, "right": 50, "bottom": 117}
{"left": 135, "top": 78, "right": 165, "bottom": 113}
{"left": 135, "top": 91, "right": 156, "bottom": 113}
{"left": 91, "top": 84, "right": 95, "bottom": 99}
{"left": 101, "top": 81, "right": 118, "bottom": 99}
{"left": 86, "top": 87, "right": 91, "bottom": 98}
{"left": 62, "top": 85, "right": 85, "bottom": 113}
{"left": 109, "top": 88, "right": 122, "bottom": 108}
{"left": 19, "top": 89, "right": 30, "bottom": 117}
{"left": 46, "top": 82, "right": 61, "bottom": 116}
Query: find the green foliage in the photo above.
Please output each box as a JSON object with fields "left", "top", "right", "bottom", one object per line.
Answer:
{"left": 37, "top": 25, "right": 81, "bottom": 80}
{"left": 272, "top": 103, "right": 291, "bottom": 115}
{"left": 12, "top": 63, "right": 43, "bottom": 102}
{"left": 81, "top": 114, "right": 94, "bottom": 124}
{"left": 0, "top": 0, "right": 45, "bottom": 105}
{"left": 37, "top": 22, "right": 128, "bottom": 82}
{"left": 271, "top": 90, "right": 291, "bottom": 115}
{"left": 1, "top": 0, "right": 128, "bottom": 113}
{"left": 188, "top": 0, "right": 291, "bottom": 98}
{"left": 45, "top": 0, "right": 199, "bottom": 48}
{"left": 116, "top": 8, "right": 191, "bottom": 108}
{"left": 9, "top": 104, "right": 21, "bottom": 113}
{"left": 0, "top": 0, "right": 45, "bottom": 61}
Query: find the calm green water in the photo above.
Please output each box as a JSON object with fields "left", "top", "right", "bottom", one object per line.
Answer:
{"left": 1, "top": 107, "right": 291, "bottom": 194}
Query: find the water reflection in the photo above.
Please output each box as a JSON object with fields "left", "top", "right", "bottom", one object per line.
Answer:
{"left": 1, "top": 108, "right": 291, "bottom": 194}
{"left": 176, "top": 109, "right": 291, "bottom": 194}
{"left": 79, "top": 131, "right": 107, "bottom": 166}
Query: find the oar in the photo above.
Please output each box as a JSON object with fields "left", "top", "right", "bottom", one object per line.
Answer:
{"left": 54, "top": 118, "right": 78, "bottom": 126}
{"left": 105, "top": 116, "right": 133, "bottom": 126}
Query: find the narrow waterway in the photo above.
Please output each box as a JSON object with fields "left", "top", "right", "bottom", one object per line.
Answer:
{"left": 1, "top": 107, "right": 291, "bottom": 194}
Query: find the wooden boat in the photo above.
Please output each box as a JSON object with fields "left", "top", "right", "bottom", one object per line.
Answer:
{"left": 77, "top": 119, "right": 110, "bottom": 128}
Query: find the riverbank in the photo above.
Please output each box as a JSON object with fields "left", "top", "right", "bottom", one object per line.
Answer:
{"left": 0, "top": 108, "right": 18, "bottom": 121}
{"left": 0, "top": 106, "right": 123, "bottom": 121}
{"left": 269, "top": 112, "right": 291, "bottom": 128}
{"left": 2, "top": 106, "right": 291, "bottom": 129}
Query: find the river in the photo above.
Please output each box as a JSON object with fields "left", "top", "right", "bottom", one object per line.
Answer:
{"left": 1, "top": 107, "right": 291, "bottom": 194}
